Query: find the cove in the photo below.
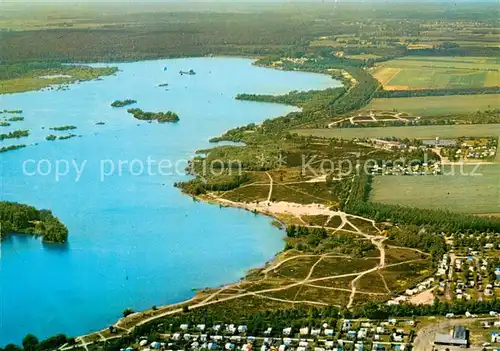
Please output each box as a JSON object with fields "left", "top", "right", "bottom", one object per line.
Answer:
{"left": 0, "top": 57, "right": 340, "bottom": 345}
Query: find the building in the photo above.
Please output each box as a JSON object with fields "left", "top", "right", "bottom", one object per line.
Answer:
{"left": 434, "top": 326, "right": 468, "bottom": 347}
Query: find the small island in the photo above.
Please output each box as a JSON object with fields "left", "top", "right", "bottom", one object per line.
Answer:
{"left": 95, "top": 121, "right": 106, "bottom": 125}
{"left": 0, "top": 144, "right": 26, "bottom": 153}
{"left": 46, "top": 134, "right": 77, "bottom": 141}
{"left": 111, "top": 99, "right": 137, "bottom": 108}
{"left": 0, "top": 129, "right": 29, "bottom": 141}
{"left": 8, "top": 116, "right": 24, "bottom": 122}
{"left": 0, "top": 121, "right": 10, "bottom": 127}
{"left": 58, "top": 134, "right": 77, "bottom": 140}
{"left": 179, "top": 69, "right": 196, "bottom": 76}
{"left": 0, "top": 201, "right": 69, "bottom": 243}
{"left": 127, "top": 108, "right": 180, "bottom": 123}
{"left": 50, "top": 125, "right": 77, "bottom": 131}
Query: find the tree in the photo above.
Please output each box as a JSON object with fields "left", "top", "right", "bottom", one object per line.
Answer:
{"left": 122, "top": 308, "right": 134, "bottom": 318}
{"left": 22, "top": 334, "right": 39, "bottom": 351}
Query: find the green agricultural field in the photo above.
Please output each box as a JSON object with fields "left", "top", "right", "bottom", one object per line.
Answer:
{"left": 370, "top": 164, "right": 500, "bottom": 214}
{"left": 372, "top": 56, "right": 500, "bottom": 90}
{"left": 294, "top": 123, "right": 500, "bottom": 139}
{"left": 361, "top": 94, "right": 500, "bottom": 116}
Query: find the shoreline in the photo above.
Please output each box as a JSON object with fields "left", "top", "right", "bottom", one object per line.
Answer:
{"left": 73, "top": 193, "right": 349, "bottom": 344}
{"left": 71, "top": 193, "right": 305, "bottom": 344}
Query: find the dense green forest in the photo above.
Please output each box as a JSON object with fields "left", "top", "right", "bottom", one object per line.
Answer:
{"left": 127, "top": 108, "right": 180, "bottom": 123}
{"left": 0, "top": 202, "right": 69, "bottom": 243}
{"left": 1, "top": 3, "right": 497, "bottom": 63}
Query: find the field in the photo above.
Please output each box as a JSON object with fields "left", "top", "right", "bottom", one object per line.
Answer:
{"left": 369, "top": 164, "right": 500, "bottom": 214}
{"left": 372, "top": 56, "right": 500, "bottom": 90}
{"left": 361, "top": 94, "right": 500, "bottom": 116}
{"left": 293, "top": 123, "right": 500, "bottom": 140}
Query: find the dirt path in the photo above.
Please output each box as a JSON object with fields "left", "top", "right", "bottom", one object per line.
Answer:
{"left": 265, "top": 172, "right": 273, "bottom": 204}
{"left": 68, "top": 199, "right": 424, "bottom": 348}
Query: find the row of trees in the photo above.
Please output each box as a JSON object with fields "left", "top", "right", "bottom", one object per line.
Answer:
{"left": 344, "top": 200, "right": 500, "bottom": 233}
{"left": 375, "top": 86, "right": 500, "bottom": 98}
{"left": 0, "top": 201, "right": 69, "bottom": 243}
{"left": 0, "top": 334, "right": 73, "bottom": 351}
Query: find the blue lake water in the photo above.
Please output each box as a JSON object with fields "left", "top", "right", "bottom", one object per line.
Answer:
{"left": 0, "top": 57, "right": 339, "bottom": 345}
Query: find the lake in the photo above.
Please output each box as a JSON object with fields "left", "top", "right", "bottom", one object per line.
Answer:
{"left": 0, "top": 57, "right": 339, "bottom": 345}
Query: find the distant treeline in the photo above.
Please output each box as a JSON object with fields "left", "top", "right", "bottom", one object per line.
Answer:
{"left": 0, "top": 201, "right": 68, "bottom": 243}
{"left": 407, "top": 46, "right": 500, "bottom": 58}
{"left": 375, "top": 86, "right": 500, "bottom": 98}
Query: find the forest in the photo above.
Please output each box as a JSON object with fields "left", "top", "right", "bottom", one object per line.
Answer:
{"left": 0, "top": 201, "right": 69, "bottom": 243}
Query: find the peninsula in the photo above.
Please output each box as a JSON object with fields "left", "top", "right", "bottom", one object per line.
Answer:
{"left": 0, "top": 201, "right": 68, "bottom": 243}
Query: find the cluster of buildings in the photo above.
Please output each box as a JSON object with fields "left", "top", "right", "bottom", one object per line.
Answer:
{"left": 369, "top": 162, "right": 441, "bottom": 176}
{"left": 434, "top": 243, "right": 500, "bottom": 300}
{"left": 126, "top": 320, "right": 415, "bottom": 351}
{"left": 386, "top": 278, "right": 435, "bottom": 305}
{"left": 440, "top": 138, "right": 498, "bottom": 162}
{"left": 456, "top": 142, "right": 497, "bottom": 160}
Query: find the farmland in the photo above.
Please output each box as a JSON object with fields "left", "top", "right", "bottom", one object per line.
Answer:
{"left": 369, "top": 164, "right": 500, "bottom": 214}
{"left": 361, "top": 94, "right": 500, "bottom": 116}
{"left": 293, "top": 123, "right": 500, "bottom": 140}
{"left": 372, "top": 56, "right": 500, "bottom": 90}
